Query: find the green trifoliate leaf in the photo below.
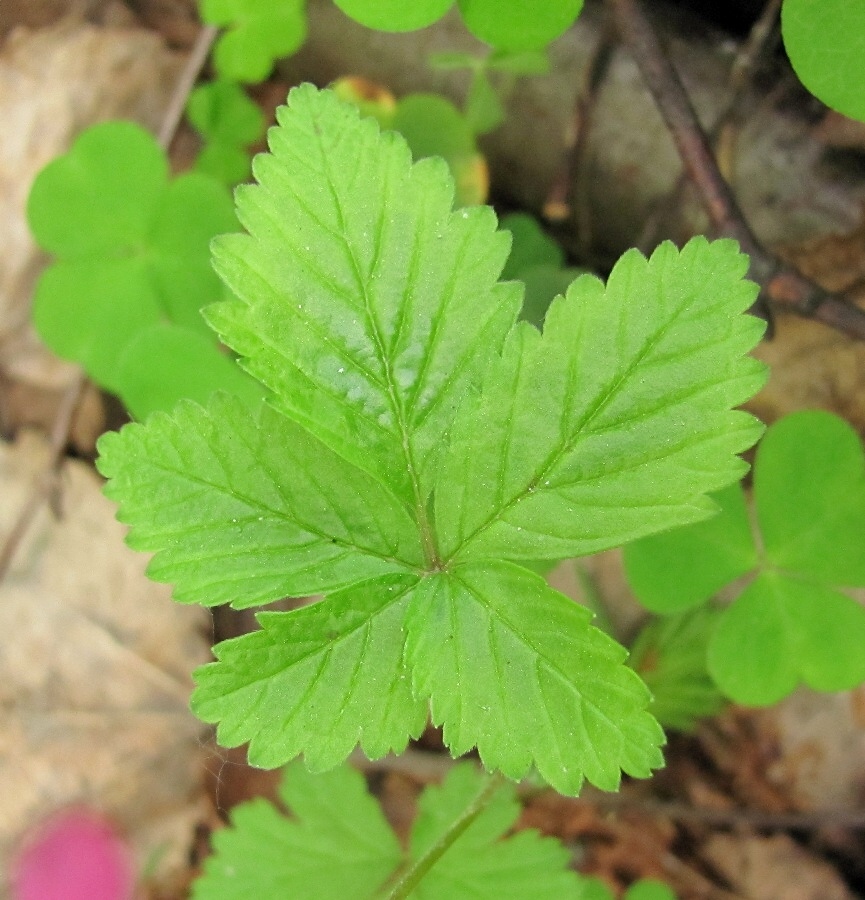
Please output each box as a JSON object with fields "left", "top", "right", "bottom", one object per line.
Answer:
{"left": 199, "top": 0, "right": 307, "bottom": 83}
{"left": 624, "top": 483, "right": 757, "bottom": 614}
{"left": 708, "top": 572, "right": 865, "bottom": 705}
{"left": 28, "top": 121, "right": 235, "bottom": 390}
{"left": 629, "top": 607, "right": 727, "bottom": 731}
{"left": 98, "top": 394, "right": 423, "bottom": 608}
{"left": 782, "top": 0, "right": 865, "bottom": 124}
{"left": 437, "top": 238, "right": 766, "bottom": 564}
{"left": 114, "top": 323, "right": 263, "bottom": 421}
{"left": 755, "top": 410, "right": 865, "bottom": 585}
{"left": 100, "top": 86, "right": 768, "bottom": 792}
{"left": 625, "top": 410, "right": 865, "bottom": 706}
{"left": 208, "top": 85, "right": 515, "bottom": 508}
{"left": 193, "top": 575, "right": 427, "bottom": 769}
{"left": 192, "top": 761, "right": 402, "bottom": 899}
{"left": 187, "top": 80, "right": 264, "bottom": 184}
{"left": 188, "top": 80, "right": 264, "bottom": 146}
{"left": 194, "top": 142, "right": 253, "bottom": 186}
{"left": 194, "top": 761, "right": 593, "bottom": 899}
{"left": 457, "top": 0, "right": 585, "bottom": 50}
{"left": 405, "top": 562, "right": 664, "bottom": 795}
{"left": 333, "top": 0, "right": 454, "bottom": 32}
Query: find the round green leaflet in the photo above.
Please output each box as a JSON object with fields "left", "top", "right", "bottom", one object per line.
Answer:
{"left": 27, "top": 120, "right": 236, "bottom": 392}
{"left": 333, "top": 0, "right": 455, "bottom": 32}
{"left": 782, "top": 0, "right": 865, "bottom": 123}
{"left": 457, "top": 0, "right": 585, "bottom": 51}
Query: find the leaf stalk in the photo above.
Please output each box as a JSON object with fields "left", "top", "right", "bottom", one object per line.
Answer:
{"left": 378, "top": 770, "right": 506, "bottom": 900}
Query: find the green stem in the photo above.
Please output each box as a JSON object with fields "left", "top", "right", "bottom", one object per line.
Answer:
{"left": 573, "top": 560, "right": 617, "bottom": 637}
{"left": 379, "top": 771, "right": 506, "bottom": 900}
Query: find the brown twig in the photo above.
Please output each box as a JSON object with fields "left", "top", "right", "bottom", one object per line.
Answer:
{"left": 544, "top": 19, "right": 616, "bottom": 258}
{"left": 607, "top": 0, "right": 865, "bottom": 340}
{"left": 157, "top": 23, "right": 219, "bottom": 151}
{"left": 638, "top": 0, "right": 782, "bottom": 251}
{"left": 0, "top": 372, "right": 85, "bottom": 582}
{"left": 715, "top": 0, "right": 783, "bottom": 181}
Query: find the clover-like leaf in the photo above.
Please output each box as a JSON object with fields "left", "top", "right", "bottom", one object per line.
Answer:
{"left": 114, "top": 324, "right": 263, "bottom": 421}
{"left": 624, "top": 483, "right": 757, "bottom": 614}
{"left": 99, "top": 85, "right": 767, "bottom": 793}
{"left": 457, "top": 0, "right": 585, "bottom": 51}
{"left": 782, "top": 0, "right": 865, "bottom": 124}
{"left": 333, "top": 0, "right": 454, "bottom": 32}
{"left": 28, "top": 121, "right": 236, "bottom": 394}
{"left": 200, "top": 0, "right": 307, "bottom": 83}
{"left": 625, "top": 410, "right": 865, "bottom": 705}
{"left": 187, "top": 79, "right": 264, "bottom": 184}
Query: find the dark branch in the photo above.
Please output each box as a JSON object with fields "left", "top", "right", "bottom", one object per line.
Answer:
{"left": 606, "top": 0, "right": 865, "bottom": 341}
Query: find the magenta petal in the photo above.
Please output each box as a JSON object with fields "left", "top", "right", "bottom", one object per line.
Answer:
{"left": 12, "top": 809, "right": 134, "bottom": 900}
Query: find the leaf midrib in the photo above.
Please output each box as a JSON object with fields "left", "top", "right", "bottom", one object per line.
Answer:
{"left": 311, "top": 107, "right": 439, "bottom": 567}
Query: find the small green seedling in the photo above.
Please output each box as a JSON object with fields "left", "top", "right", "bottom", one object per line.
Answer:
{"left": 97, "top": 85, "right": 767, "bottom": 797}
{"left": 428, "top": 48, "right": 550, "bottom": 135}
{"left": 27, "top": 121, "right": 261, "bottom": 419}
{"left": 782, "top": 0, "right": 865, "bottom": 124}
{"left": 187, "top": 79, "right": 265, "bottom": 185}
{"left": 628, "top": 606, "right": 727, "bottom": 731}
{"left": 624, "top": 410, "right": 865, "bottom": 706}
{"left": 199, "top": 0, "right": 307, "bottom": 83}
{"left": 500, "top": 212, "right": 585, "bottom": 327}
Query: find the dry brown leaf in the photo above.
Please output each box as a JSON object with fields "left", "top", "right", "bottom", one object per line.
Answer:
{"left": 751, "top": 224, "right": 865, "bottom": 432}
{"left": 702, "top": 832, "right": 856, "bottom": 900}
{"left": 751, "top": 689, "right": 865, "bottom": 813}
{"left": 0, "top": 431, "right": 211, "bottom": 893}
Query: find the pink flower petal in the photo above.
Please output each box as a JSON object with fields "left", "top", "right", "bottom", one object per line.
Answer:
{"left": 12, "top": 809, "right": 134, "bottom": 900}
